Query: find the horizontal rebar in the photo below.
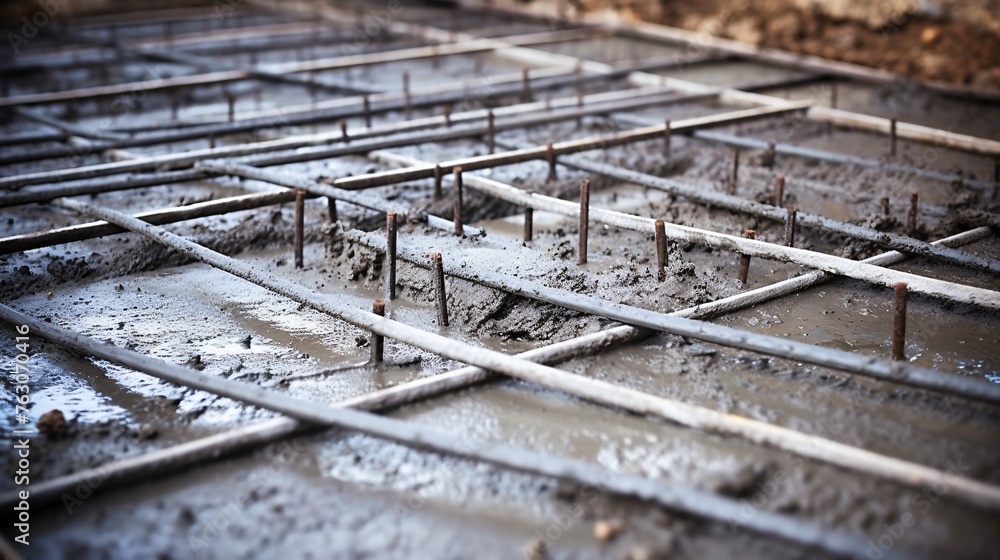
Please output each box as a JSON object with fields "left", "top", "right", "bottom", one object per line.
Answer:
{"left": 372, "top": 151, "right": 1000, "bottom": 311}
{"left": 0, "top": 303, "right": 902, "bottom": 560}
{"left": 551, "top": 151, "right": 1000, "bottom": 275}
{"left": 347, "top": 224, "right": 1000, "bottom": 404}
{"left": 52, "top": 197, "right": 1000, "bottom": 514}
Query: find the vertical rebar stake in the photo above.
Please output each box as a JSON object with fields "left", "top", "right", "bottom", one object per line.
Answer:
{"left": 443, "top": 105, "right": 451, "bottom": 127}
{"left": 386, "top": 212, "right": 397, "bottom": 300}
{"left": 578, "top": 179, "right": 590, "bottom": 265}
{"left": 655, "top": 219, "right": 667, "bottom": 281}
{"left": 784, "top": 207, "right": 796, "bottom": 247}
{"left": 774, "top": 175, "right": 785, "bottom": 207}
{"left": 227, "top": 93, "right": 235, "bottom": 123}
{"left": 340, "top": 121, "right": 349, "bottom": 143}
{"left": 737, "top": 230, "right": 755, "bottom": 287}
{"left": 371, "top": 300, "right": 385, "bottom": 363}
{"left": 522, "top": 68, "right": 532, "bottom": 103}
{"left": 880, "top": 196, "right": 890, "bottom": 217}
{"left": 402, "top": 71, "right": 411, "bottom": 120}
{"left": 892, "top": 283, "right": 908, "bottom": 361}
{"left": 327, "top": 197, "right": 338, "bottom": 222}
{"left": 907, "top": 191, "right": 918, "bottom": 237}
{"left": 663, "top": 119, "right": 671, "bottom": 161}
{"left": 890, "top": 116, "right": 898, "bottom": 156}
{"left": 546, "top": 143, "right": 557, "bottom": 182}
{"left": 433, "top": 164, "right": 442, "bottom": 200}
{"left": 432, "top": 253, "right": 449, "bottom": 327}
{"left": 294, "top": 189, "right": 305, "bottom": 269}
{"left": 765, "top": 140, "right": 776, "bottom": 169}
{"left": 730, "top": 149, "right": 740, "bottom": 194}
{"left": 453, "top": 166, "right": 463, "bottom": 236}
{"left": 363, "top": 94, "right": 372, "bottom": 128}
{"left": 487, "top": 110, "right": 495, "bottom": 155}
{"left": 524, "top": 190, "right": 534, "bottom": 242}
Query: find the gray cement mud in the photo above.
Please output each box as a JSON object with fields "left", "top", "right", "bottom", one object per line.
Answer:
{"left": 2, "top": 15, "right": 1000, "bottom": 560}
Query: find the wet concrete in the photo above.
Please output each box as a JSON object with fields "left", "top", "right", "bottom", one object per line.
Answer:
{"left": 2, "top": 4, "right": 1000, "bottom": 560}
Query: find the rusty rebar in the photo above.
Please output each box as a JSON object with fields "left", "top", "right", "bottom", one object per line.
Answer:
{"left": 892, "top": 283, "right": 907, "bottom": 361}
{"left": 294, "top": 189, "right": 305, "bottom": 268}
{"left": 371, "top": 299, "right": 385, "bottom": 363}
{"left": 433, "top": 164, "right": 442, "bottom": 200}
{"left": 663, "top": 118, "right": 672, "bottom": 160}
{"left": 487, "top": 110, "right": 495, "bottom": 154}
{"left": 774, "top": 175, "right": 785, "bottom": 207}
{"left": 546, "top": 142, "right": 557, "bottom": 181}
{"left": 737, "top": 229, "right": 756, "bottom": 286}
{"left": 227, "top": 93, "right": 236, "bottom": 123}
{"left": 432, "top": 253, "right": 449, "bottom": 327}
{"left": 907, "top": 191, "right": 918, "bottom": 237}
{"left": 402, "top": 71, "right": 411, "bottom": 120}
{"left": 443, "top": 104, "right": 452, "bottom": 127}
{"left": 208, "top": 133, "right": 215, "bottom": 149}
{"left": 655, "top": 219, "right": 667, "bottom": 281}
{"left": 340, "top": 120, "right": 349, "bottom": 143}
{"left": 730, "top": 149, "right": 740, "bottom": 194}
{"left": 521, "top": 68, "right": 532, "bottom": 102}
{"left": 524, "top": 189, "right": 534, "bottom": 242}
{"left": 890, "top": 116, "right": 897, "bottom": 156}
{"left": 363, "top": 94, "right": 372, "bottom": 128}
{"left": 578, "top": 179, "right": 590, "bottom": 265}
{"left": 327, "top": 197, "right": 338, "bottom": 222}
{"left": 386, "top": 211, "right": 397, "bottom": 300}
{"left": 764, "top": 140, "right": 776, "bottom": 168}
{"left": 784, "top": 207, "right": 796, "bottom": 247}
{"left": 453, "top": 166, "right": 464, "bottom": 236}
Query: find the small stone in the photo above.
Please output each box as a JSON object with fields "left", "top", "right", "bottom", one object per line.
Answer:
{"left": 523, "top": 537, "right": 547, "bottom": 560}
{"left": 38, "top": 409, "right": 67, "bottom": 438}
{"left": 920, "top": 26, "right": 941, "bottom": 45}
{"left": 593, "top": 519, "right": 623, "bottom": 541}
{"left": 137, "top": 423, "right": 158, "bottom": 440}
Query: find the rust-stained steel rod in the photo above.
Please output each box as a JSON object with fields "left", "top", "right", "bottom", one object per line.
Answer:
{"left": 546, "top": 142, "right": 557, "bottom": 181}
{"left": 784, "top": 207, "right": 796, "bottom": 247}
{"left": 0, "top": 29, "right": 599, "bottom": 109}
{"left": 737, "top": 230, "right": 755, "bottom": 286}
{"left": 49, "top": 192, "right": 998, "bottom": 526}
{"left": 386, "top": 212, "right": 397, "bottom": 300}
{"left": 773, "top": 175, "right": 785, "bottom": 207}
{"left": 432, "top": 252, "right": 449, "bottom": 327}
{"left": 363, "top": 94, "right": 372, "bottom": 128}
{"left": 453, "top": 166, "right": 464, "bottom": 236}
{"left": 433, "top": 164, "right": 442, "bottom": 200}
{"left": 402, "top": 71, "right": 411, "bottom": 120}
{"left": 655, "top": 219, "right": 667, "bottom": 281}
{"left": 486, "top": 110, "right": 495, "bottom": 154}
{"left": 327, "top": 197, "right": 338, "bottom": 222}
{"left": 0, "top": 304, "right": 893, "bottom": 559}
{"left": 729, "top": 149, "right": 740, "bottom": 194}
{"left": 890, "top": 116, "right": 898, "bottom": 156}
{"left": 578, "top": 179, "right": 590, "bottom": 265}
{"left": 893, "top": 283, "right": 908, "bottom": 361}
{"left": 543, "top": 153, "right": 1000, "bottom": 275}
{"left": 227, "top": 92, "right": 236, "bottom": 123}
{"left": 663, "top": 118, "right": 671, "bottom": 160}
{"left": 907, "top": 191, "right": 919, "bottom": 237}
{"left": 0, "top": 88, "right": 724, "bottom": 191}
{"left": 764, "top": 140, "right": 776, "bottom": 168}
{"left": 371, "top": 299, "right": 385, "bottom": 363}
{"left": 523, "top": 209, "right": 534, "bottom": 242}
{"left": 380, "top": 150, "right": 1000, "bottom": 309}
{"left": 294, "top": 189, "right": 305, "bottom": 268}
{"left": 686, "top": 129, "right": 997, "bottom": 193}
{"left": 0, "top": 190, "right": 315, "bottom": 255}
